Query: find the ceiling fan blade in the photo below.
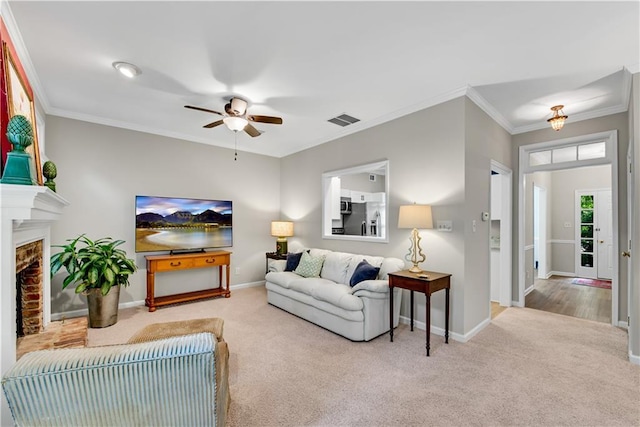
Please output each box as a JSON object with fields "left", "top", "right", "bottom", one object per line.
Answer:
{"left": 185, "top": 105, "right": 223, "bottom": 116}
{"left": 247, "top": 115, "right": 283, "bottom": 125}
{"left": 244, "top": 123, "right": 261, "bottom": 137}
{"left": 203, "top": 119, "right": 224, "bottom": 129}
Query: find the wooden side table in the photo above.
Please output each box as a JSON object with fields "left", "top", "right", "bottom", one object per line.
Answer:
{"left": 388, "top": 270, "right": 451, "bottom": 356}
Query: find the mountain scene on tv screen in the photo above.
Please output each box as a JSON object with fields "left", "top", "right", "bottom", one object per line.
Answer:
{"left": 136, "top": 209, "right": 232, "bottom": 229}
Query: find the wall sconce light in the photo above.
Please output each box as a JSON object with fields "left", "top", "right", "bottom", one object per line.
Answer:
{"left": 271, "top": 221, "right": 294, "bottom": 255}
{"left": 547, "top": 105, "right": 568, "bottom": 131}
{"left": 398, "top": 204, "right": 433, "bottom": 273}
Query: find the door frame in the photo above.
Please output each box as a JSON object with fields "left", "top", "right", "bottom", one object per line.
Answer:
{"left": 517, "top": 130, "right": 619, "bottom": 327}
{"left": 491, "top": 160, "right": 512, "bottom": 307}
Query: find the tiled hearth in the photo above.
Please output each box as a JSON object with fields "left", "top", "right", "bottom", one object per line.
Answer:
{"left": 16, "top": 317, "right": 88, "bottom": 360}
{"left": 0, "top": 184, "right": 68, "bottom": 425}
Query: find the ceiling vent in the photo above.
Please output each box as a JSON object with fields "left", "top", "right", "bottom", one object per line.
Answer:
{"left": 328, "top": 113, "right": 360, "bottom": 127}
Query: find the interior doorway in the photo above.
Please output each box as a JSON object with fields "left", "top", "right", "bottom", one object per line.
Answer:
{"left": 490, "top": 160, "right": 512, "bottom": 312}
{"left": 518, "top": 130, "right": 619, "bottom": 327}
{"left": 524, "top": 166, "right": 613, "bottom": 324}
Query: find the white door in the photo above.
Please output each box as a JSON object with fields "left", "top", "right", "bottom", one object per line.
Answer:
{"left": 575, "top": 189, "right": 612, "bottom": 279}
{"left": 596, "top": 190, "right": 613, "bottom": 280}
{"left": 534, "top": 185, "right": 547, "bottom": 279}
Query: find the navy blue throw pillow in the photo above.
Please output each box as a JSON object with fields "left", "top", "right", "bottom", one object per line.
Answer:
{"left": 349, "top": 260, "right": 380, "bottom": 287}
{"left": 285, "top": 252, "right": 304, "bottom": 272}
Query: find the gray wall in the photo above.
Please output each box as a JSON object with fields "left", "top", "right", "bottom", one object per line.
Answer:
{"left": 549, "top": 165, "right": 611, "bottom": 274}
{"left": 281, "top": 98, "right": 467, "bottom": 335}
{"left": 280, "top": 96, "right": 512, "bottom": 338}
{"left": 512, "top": 112, "right": 629, "bottom": 322}
{"left": 46, "top": 116, "right": 281, "bottom": 314}
{"left": 463, "top": 97, "right": 512, "bottom": 331}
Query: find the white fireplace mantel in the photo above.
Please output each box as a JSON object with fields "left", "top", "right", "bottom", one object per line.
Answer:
{"left": 0, "top": 184, "right": 68, "bottom": 426}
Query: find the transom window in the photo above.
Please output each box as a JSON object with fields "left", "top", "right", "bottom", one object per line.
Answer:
{"left": 528, "top": 141, "right": 606, "bottom": 167}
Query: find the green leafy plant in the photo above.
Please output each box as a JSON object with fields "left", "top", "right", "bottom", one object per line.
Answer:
{"left": 50, "top": 235, "right": 137, "bottom": 296}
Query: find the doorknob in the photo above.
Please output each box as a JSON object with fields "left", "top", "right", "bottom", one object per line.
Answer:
{"left": 599, "top": 240, "right": 604, "bottom": 243}
{"left": 622, "top": 251, "right": 631, "bottom": 258}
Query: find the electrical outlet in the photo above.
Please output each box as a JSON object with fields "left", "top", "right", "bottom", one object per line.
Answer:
{"left": 472, "top": 220, "right": 477, "bottom": 233}
{"left": 436, "top": 220, "right": 453, "bottom": 232}
{"left": 235, "top": 267, "right": 240, "bottom": 275}
{"left": 564, "top": 222, "right": 572, "bottom": 228}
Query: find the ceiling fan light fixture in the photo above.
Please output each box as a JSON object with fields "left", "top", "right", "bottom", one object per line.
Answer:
{"left": 112, "top": 61, "right": 141, "bottom": 78}
{"left": 547, "top": 105, "right": 568, "bottom": 131}
{"left": 223, "top": 116, "right": 248, "bottom": 132}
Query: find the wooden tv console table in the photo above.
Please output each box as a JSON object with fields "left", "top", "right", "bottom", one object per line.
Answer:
{"left": 145, "top": 251, "right": 231, "bottom": 312}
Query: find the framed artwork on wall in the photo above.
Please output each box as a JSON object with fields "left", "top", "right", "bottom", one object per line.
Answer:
{"left": 2, "top": 40, "right": 42, "bottom": 185}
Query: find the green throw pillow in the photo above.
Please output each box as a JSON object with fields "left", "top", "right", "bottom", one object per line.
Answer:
{"left": 294, "top": 251, "right": 325, "bottom": 278}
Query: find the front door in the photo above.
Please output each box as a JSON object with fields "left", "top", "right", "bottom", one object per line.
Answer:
{"left": 576, "top": 189, "right": 612, "bottom": 279}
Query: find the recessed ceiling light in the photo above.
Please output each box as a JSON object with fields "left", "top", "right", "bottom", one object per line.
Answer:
{"left": 112, "top": 61, "right": 141, "bottom": 78}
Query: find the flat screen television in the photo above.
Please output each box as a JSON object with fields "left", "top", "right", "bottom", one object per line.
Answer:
{"left": 135, "top": 195, "right": 232, "bottom": 253}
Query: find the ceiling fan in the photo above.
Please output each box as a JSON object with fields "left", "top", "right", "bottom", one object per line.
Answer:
{"left": 185, "top": 97, "right": 283, "bottom": 137}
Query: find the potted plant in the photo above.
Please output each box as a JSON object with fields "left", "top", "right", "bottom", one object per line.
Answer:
{"left": 50, "top": 234, "right": 137, "bottom": 328}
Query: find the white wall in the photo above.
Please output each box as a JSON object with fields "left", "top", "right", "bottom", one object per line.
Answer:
{"left": 630, "top": 72, "right": 640, "bottom": 361}
{"left": 46, "top": 116, "right": 281, "bottom": 314}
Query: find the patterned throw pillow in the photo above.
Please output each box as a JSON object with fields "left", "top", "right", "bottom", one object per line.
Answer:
{"left": 349, "top": 259, "right": 380, "bottom": 286}
{"left": 294, "top": 251, "right": 326, "bottom": 278}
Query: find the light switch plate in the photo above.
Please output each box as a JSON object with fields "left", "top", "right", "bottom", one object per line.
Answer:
{"left": 437, "top": 220, "right": 452, "bottom": 232}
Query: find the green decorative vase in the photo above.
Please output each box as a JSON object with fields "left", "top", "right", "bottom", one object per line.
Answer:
{"left": 42, "top": 160, "right": 57, "bottom": 192}
{"left": 1, "top": 115, "right": 35, "bottom": 185}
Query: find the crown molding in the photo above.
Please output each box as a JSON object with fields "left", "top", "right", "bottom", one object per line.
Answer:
{"left": 464, "top": 86, "right": 514, "bottom": 134}
{"left": 1, "top": 2, "right": 51, "bottom": 112}
{"left": 627, "top": 63, "right": 640, "bottom": 74}
{"left": 622, "top": 67, "right": 633, "bottom": 110}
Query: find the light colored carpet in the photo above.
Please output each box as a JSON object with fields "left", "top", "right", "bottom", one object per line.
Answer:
{"left": 88, "top": 286, "right": 639, "bottom": 426}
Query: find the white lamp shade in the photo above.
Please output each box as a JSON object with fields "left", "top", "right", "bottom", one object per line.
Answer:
{"left": 271, "top": 221, "right": 294, "bottom": 237}
{"left": 398, "top": 205, "right": 433, "bottom": 229}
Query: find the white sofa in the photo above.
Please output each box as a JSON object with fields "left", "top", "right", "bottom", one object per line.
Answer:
{"left": 265, "top": 248, "right": 404, "bottom": 341}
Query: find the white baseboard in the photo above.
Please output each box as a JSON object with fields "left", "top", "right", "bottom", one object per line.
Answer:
{"left": 398, "top": 315, "right": 490, "bottom": 343}
{"left": 50, "top": 281, "right": 264, "bottom": 321}
{"left": 524, "top": 285, "right": 535, "bottom": 296}
{"left": 629, "top": 351, "right": 640, "bottom": 366}
{"left": 549, "top": 271, "right": 575, "bottom": 277}
{"left": 617, "top": 321, "right": 629, "bottom": 330}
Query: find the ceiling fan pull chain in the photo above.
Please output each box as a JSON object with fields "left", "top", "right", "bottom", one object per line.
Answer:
{"left": 234, "top": 131, "right": 238, "bottom": 161}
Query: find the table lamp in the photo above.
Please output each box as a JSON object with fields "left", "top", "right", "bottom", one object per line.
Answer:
{"left": 271, "top": 221, "right": 294, "bottom": 255}
{"left": 398, "top": 204, "right": 433, "bottom": 273}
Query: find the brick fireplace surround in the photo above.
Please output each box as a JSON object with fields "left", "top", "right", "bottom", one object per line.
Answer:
{"left": 0, "top": 184, "right": 68, "bottom": 425}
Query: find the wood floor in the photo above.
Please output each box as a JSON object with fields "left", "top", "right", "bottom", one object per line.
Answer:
{"left": 525, "top": 275, "right": 611, "bottom": 323}
{"left": 491, "top": 301, "right": 508, "bottom": 319}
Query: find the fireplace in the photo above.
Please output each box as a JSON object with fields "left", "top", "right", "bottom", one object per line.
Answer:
{"left": 15, "top": 240, "right": 44, "bottom": 337}
{"left": 0, "top": 184, "right": 68, "bottom": 425}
